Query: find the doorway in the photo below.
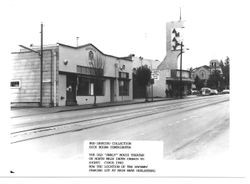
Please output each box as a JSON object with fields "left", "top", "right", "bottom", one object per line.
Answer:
{"left": 110, "top": 79, "right": 115, "bottom": 102}
{"left": 66, "top": 74, "right": 77, "bottom": 106}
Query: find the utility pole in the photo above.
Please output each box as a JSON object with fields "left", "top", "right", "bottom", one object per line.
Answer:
{"left": 179, "top": 7, "right": 182, "bottom": 21}
{"left": 151, "top": 60, "right": 153, "bottom": 102}
{"left": 76, "top": 37, "right": 79, "bottom": 47}
{"left": 139, "top": 56, "right": 143, "bottom": 66}
{"left": 40, "top": 23, "right": 43, "bottom": 107}
{"left": 214, "top": 62, "right": 217, "bottom": 89}
{"left": 179, "top": 42, "right": 183, "bottom": 99}
{"left": 151, "top": 84, "right": 153, "bottom": 101}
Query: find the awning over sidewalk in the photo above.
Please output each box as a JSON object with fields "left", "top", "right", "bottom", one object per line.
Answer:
{"left": 166, "top": 77, "right": 194, "bottom": 83}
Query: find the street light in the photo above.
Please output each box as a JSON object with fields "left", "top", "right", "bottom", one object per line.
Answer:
{"left": 119, "top": 65, "right": 125, "bottom": 102}
{"left": 139, "top": 56, "right": 143, "bottom": 66}
{"left": 178, "top": 43, "right": 189, "bottom": 99}
{"left": 180, "top": 42, "right": 183, "bottom": 98}
{"left": 171, "top": 25, "right": 189, "bottom": 99}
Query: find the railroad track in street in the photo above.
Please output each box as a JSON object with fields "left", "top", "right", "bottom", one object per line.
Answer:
{"left": 11, "top": 95, "right": 227, "bottom": 125}
{"left": 11, "top": 96, "right": 229, "bottom": 144}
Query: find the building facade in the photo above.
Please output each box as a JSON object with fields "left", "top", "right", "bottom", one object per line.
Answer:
{"left": 153, "top": 20, "right": 193, "bottom": 97}
{"left": 192, "top": 60, "right": 223, "bottom": 88}
{"left": 192, "top": 65, "right": 211, "bottom": 81}
{"left": 11, "top": 43, "right": 133, "bottom": 107}
{"left": 132, "top": 56, "right": 160, "bottom": 70}
{"left": 209, "top": 59, "right": 222, "bottom": 74}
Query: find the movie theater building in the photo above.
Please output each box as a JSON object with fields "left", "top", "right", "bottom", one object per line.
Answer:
{"left": 10, "top": 43, "right": 133, "bottom": 107}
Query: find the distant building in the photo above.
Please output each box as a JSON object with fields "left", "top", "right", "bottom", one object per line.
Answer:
{"left": 10, "top": 43, "right": 133, "bottom": 107}
{"left": 132, "top": 56, "right": 160, "bottom": 70}
{"left": 192, "top": 60, "right": 223, "bottom": 87}
{"left": 192, "top": 65, "right": 211, "bottom": 80}
{"left": 209, "top": 59, "right": 222, "bottom": 74}
{"left": 132, "top": 56, "right": 161, "bottom": 98}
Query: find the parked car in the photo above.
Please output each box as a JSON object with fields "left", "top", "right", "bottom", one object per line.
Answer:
{"left": 221, "top": 89, "right": 230, "bottom": 94}
{"left": 201, "top": 87, "right": 211, "bottom": 95}
{"left": 190, "top": 89, "right": 199, "bottom": 95}
{"left": 210, "top": 89, "right": 218, "bottom": 95}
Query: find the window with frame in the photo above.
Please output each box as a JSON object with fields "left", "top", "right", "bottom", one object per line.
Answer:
{"left": 200, "top": 70, "right": 206, "bottom": 79}
{"left": 119, "top": 80, "right": 129, "bottom": 96}
{"left": 77, "top": 77, "right": 104, "bottom": 96}
{"left": 89, "top": 51, "right": 94, "bottom": 60}
{"left": 94, "top": 79, "right": 104, "bottom": 96}
{"left": 77, "top": 77, "right": 90, "bottom": 96}
{"left": 119, "top": 72, "right": 129, "bottom": 79}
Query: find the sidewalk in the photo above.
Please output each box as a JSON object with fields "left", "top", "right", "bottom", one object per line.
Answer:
{"left": 10, "top": 97, "right": 170, "bottom": 118}
{"left": 10, "top": 96, "right": 197, "bottom": 118}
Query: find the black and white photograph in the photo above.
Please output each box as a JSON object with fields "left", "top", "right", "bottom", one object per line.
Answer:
{"left": 1, "top": 0, "right": 250, "bottom": 183}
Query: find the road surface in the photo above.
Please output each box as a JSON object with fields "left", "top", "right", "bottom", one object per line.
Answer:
{"left": 10, "top": 95, "right": 229, "bottom": 161}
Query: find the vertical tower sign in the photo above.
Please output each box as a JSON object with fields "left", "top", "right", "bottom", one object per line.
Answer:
{"left": 171, "top": 28, "right": 184, "bottom": 51}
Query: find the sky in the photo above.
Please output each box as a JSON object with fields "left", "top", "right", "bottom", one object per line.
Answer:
{"left": 3, "top": 0, "right": 248, "bottom": 69}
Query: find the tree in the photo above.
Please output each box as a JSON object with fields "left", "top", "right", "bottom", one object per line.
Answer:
{"left": 89, "top": 53, "right": 105, "bottom": 106}
{"left": 220, "top": 56, "right": 230, "bottom": 89}
{"left": 194, "top": 76, "right": 205, "bottom": 90}
{"left": 133, "top": 65, "right": 151, "bottom": 101}
{"left": 207, "top": 70, "right": 224, "bottom": 90}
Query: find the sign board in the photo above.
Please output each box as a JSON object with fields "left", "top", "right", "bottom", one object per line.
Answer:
{"left": 42, "top": 79, "right": 51, "bottom": 83}
{"left": 90, "top": 83, "right": 94, "bottom": 95}
{"left": 151, "top": 70, "right": 160, "bottom": 80}
{"left": 171, "top": 28, "right": 184, "bottom": 51}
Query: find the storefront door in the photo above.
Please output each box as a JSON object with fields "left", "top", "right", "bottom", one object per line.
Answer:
{"left": 110, "top": 79, "right": 115, "bottom": 102}
{"left": 66, "top": 75, "right": 77, "bottom": 106}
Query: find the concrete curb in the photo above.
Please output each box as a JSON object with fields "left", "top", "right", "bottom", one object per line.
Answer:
{"left": 11, "top": 98, "right": 170, "bottom": 118}
{"left": 11, "top": 96, "right": 197, "bottom": 118}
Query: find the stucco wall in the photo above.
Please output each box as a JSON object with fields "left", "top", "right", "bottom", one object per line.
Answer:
{"left": 58, "top": 74, "right": 66, "bottom": 106}
{"left": 58, "top": 44, "right": 133, "bottom": 105}
{"left": 193, "top": 67, "right": 210, "bottom": 80}
{"left": 152, "top": 21, "right": 189, "bottom": 97}
{"left": 132, "top": 57, "right": 160, "bottom": 70}
{"left": 59, "top": 45, "right": 116, "bottom": 77}
{"left": 58, "top": 44, "right": 133, "bottom": 78}
{"left": 158, "top": 21, "right": 184, "bottom": 70}
{"left": 150, "top": 69, "right": 170, "bottom": 97}
{"left": 59, "top": 46, "right": 88, "bottom": 74}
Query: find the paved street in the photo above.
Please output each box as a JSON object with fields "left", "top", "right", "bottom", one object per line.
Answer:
{"left": 10, "top": 95, "right": 229, "bottom": 161}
